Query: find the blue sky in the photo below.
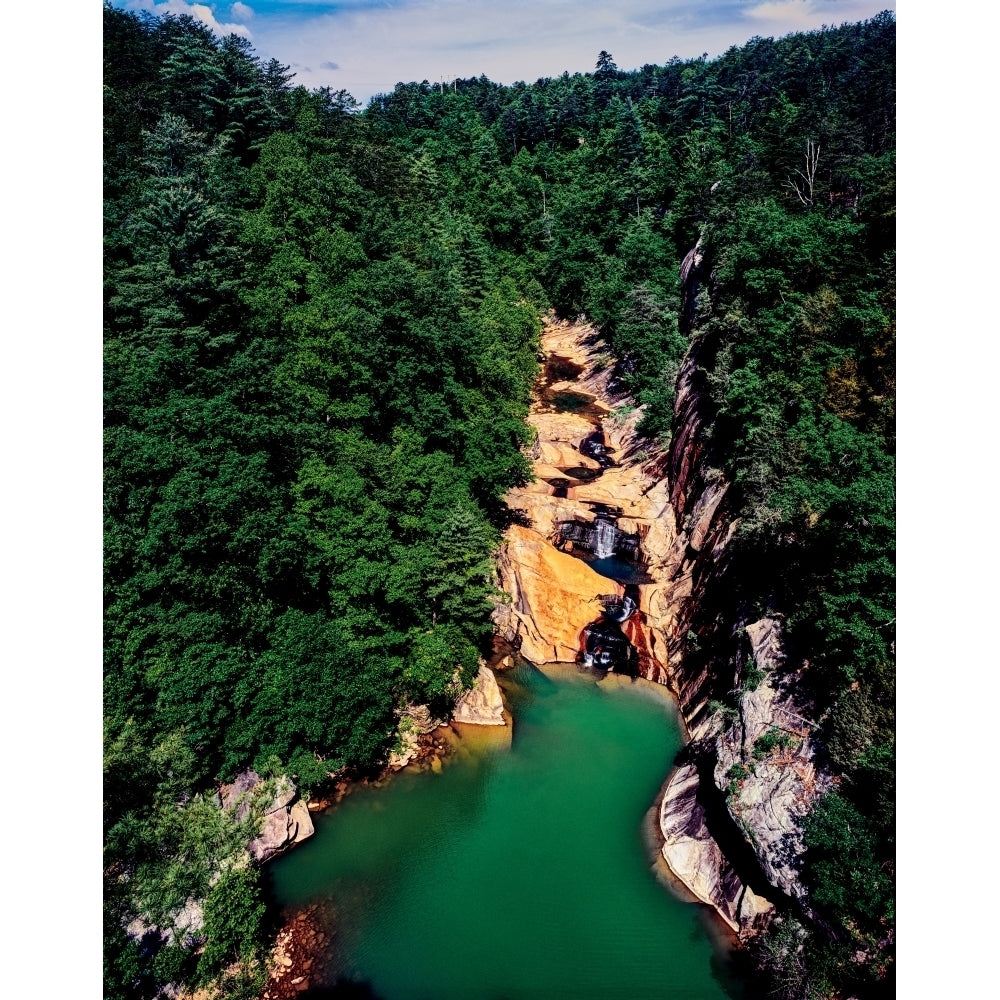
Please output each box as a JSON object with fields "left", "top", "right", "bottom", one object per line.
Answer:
{"left": 113, "top": 0, "right": 897, "bottom": 105}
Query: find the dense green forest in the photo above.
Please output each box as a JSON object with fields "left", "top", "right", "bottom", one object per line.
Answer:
{"left": 104, "top": 5, "right": 894, "bottom": 998}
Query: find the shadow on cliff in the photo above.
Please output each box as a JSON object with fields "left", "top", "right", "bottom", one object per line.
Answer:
{"left": 672, "top": 737, "right": 798, "bottom": 913}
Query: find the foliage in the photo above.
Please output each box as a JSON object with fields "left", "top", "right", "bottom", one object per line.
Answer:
{"left": 741, "top": 661, "right": 766, "bottom": 692}
{"left": 105, "top": 6, "right": 894, "bottom": 996}
{"left": 197, "top": 865, "right": 267, "bottom": 982}
{"left": 751, "top": 727, "right": 794, "bottom": 759}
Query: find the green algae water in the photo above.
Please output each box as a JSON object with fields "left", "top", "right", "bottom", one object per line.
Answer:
{"left": 269, "top": 662, "right": 743, "bottom": 1000}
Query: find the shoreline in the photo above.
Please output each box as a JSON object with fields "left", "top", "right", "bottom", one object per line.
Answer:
{"left": 497, "top": 315, "right": 742, "bottom": 958}
{"left": 644, "top": 769, "right": 742, "bottom": 954}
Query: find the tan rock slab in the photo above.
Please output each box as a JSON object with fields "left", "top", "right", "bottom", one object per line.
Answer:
{"left": 452, "top": 665, "right": 506, "bottom": 725}
{"left": 498, "top": 524, "right": 617, "bottom": 664}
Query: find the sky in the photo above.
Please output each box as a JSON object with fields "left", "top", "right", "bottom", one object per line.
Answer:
{"left": 113, "top": 0, "right": 896, "bottom": 105}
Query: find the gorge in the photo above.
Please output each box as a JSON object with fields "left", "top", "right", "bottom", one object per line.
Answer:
{"left": 493, "top": 313, "right": 825, "bottom": 938}
{"left": 264, "top": 306, "right": 822, "bottom": 997}
{"left": 103, "top": 10, "right": 895, "bottom": 997}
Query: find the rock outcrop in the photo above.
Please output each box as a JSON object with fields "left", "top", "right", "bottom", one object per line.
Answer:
{"left": 451, "top": 664, "right": 507, "bottom": 725}
{"left": 651, "top": 248, "right": 830, "bottom": 934}
{"left": 496, "top": 522, "right": 617, "bottom": 664}
{"left": 221, "top": 770, "right": 315, "bottom": 863}
{"left": 712, "top": 618, "right": 831, "bottom": 903}
{"left": 126, "top": 771, "right": 314, "bottom": 952}
{"left": 126, "top": 897, "right": 206, "bottom": 950}
{"left": 388, "top": 702, "right": 448, "bottom": 770}
{"left": 658, "top": 763, "right": 772, "bottom": 933}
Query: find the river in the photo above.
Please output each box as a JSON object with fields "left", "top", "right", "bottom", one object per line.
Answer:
{"left": 268, "top": 318, "right": 745, "bottom": 998}
{"left": 269, "top": 660, "right": 743, "bottom": 999}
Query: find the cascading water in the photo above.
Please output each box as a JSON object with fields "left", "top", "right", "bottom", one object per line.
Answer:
{"left": 580, "top": 586, "right": 641, "bottom": 673}
{"left": 542, "top": 348, "right": 648, "bottom": 673}
{"left": 603, "top": 591, "right": 637, "bottom": 623}
{"left": 592, "top": 517, "right": 619, "bottom": 559}
{"left": 580, "top": 430, "right": 616, "bottom": 468}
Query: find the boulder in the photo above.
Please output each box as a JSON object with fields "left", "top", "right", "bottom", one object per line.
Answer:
{"left": 220, "top": 770, "right": 314, "bottom": 863}
{"left": 288, "top": 800, "right": 314, "bottom": 842}
{"left": 452, "top": 664, "right": 506, "bottom": 725}
{"left": 659, "top": 763, "right": 744, "bottom": 932}
{"left": 388, "top": 702, "right": 448, "bottom": 769}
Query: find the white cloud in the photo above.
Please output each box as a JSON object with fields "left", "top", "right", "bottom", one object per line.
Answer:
{"left": 124, "top": 1, "right": 253, "bottom": 39}
{"left": 741, "top": 1, "right": 885, "bottom": 28}
{"left": 249, "top": 0, "right": 891, "bottom": 103}
{"left": 119, "top": 0, "right": 893, "bottom": 104}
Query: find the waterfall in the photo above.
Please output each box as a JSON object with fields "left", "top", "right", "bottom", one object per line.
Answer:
{"left": 592, "top": 518, "right": 618, "bottom": 559}
{"left": 601, "top": 593, "right": 637, "bottom": 623}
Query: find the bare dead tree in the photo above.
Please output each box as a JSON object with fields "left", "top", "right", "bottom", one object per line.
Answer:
{"left": 538, "top": 179, "right": 553, "bottom": 242}
{"left": 783, "top": 138, "right": 821, "bottom": 206}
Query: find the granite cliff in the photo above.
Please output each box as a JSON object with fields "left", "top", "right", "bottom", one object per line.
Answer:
{"left": 494, "top": 280, "right": 829, "bottom": 937}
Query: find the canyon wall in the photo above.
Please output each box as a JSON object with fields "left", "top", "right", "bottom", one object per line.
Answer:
{"left": 495, "top": 260, "right": 830, "bottom": 937}
{"left": 655, "top": 246, "right": 832, "bottom": 933}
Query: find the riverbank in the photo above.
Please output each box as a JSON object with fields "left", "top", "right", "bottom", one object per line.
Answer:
{"left": 262, "top": 681, "right": 512, "bottom": 994}
{"left": 260, "top": 314, "right": 731, "bottom": 997}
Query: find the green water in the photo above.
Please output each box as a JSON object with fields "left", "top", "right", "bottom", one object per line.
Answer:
{"left": 269, "top": 662, "right": 742, "bottom": 1000}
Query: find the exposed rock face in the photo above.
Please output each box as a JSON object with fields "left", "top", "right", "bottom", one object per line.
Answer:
{"left": 657, "top": 618, "right": 827, "bottom": 933}
{"left": 452, "top": 664, "right": 507, "bottom": 725}
{"left": 126, "top": 772, "right": 315, "bottom": 952}
{"left": 658, "top": 763, "right": 772, "bottom": 933}
{"left": 495, "top": 310, "right": 827, "bottom": 938}
{"left": 126, "top": 898, "right": 205, "bottom": 950}
{"left": 712, "top": 618, "right": 831, "bottom": 903}
{"left": 221, "top": 770, "right": 315, "bottom": 863}
{"left": 651, "top": 249, "right": 831, "bottom": 935}
{"left": 496, "top": 522, "right": 617, "bottom": 663}
{"left": 494, "top": 318, "right": 679, "bottom": 683}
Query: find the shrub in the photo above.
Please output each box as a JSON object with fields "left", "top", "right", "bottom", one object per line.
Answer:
{"left": 742, "top": 661, "right": 766, "bottom": 691}
{"left": 752, "top": 726, "right": 793, "bottom": 759}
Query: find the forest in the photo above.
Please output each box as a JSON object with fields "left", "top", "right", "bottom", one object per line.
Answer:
{"left": 104, "top": 4, "right": 894, "bottom": 998}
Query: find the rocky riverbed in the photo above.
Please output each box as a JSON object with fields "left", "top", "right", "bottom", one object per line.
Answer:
{"left": 492, "top": 316, "right": 678, "bottom": 683}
